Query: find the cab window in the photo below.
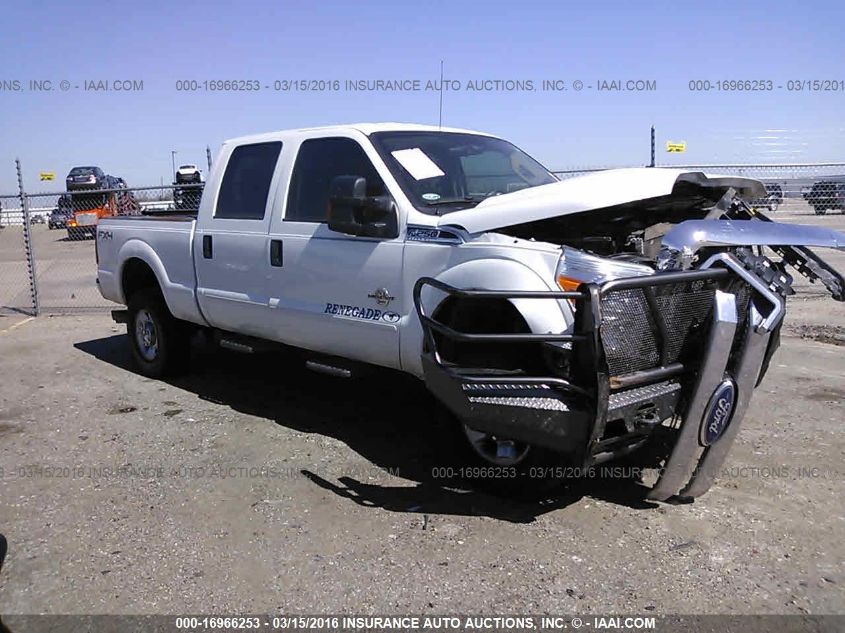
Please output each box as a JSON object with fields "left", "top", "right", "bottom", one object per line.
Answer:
{"left": 215, "top": 141, "right": 282, "bottom": 220}
{"left": 285, "top": 137, "right": 385, "bottom": 222}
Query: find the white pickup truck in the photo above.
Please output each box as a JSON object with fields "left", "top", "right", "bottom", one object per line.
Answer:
{"left": 97, "top": 123, "right": 845, "bottom": 500}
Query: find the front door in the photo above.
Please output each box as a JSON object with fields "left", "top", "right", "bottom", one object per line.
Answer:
{"left": 265, "top": 136, "right": 405, "bottom": 369}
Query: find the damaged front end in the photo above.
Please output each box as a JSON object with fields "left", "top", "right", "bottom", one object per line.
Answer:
{"left": 415, "top": 194, "right": 845, "bottom": 501}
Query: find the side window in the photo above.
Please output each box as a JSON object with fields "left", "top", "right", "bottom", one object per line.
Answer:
{"left": 285, "top": 137, "right": 385, "bottom": 222}
{"left": 215, "top": 141, "right": 282, "bottom": 220}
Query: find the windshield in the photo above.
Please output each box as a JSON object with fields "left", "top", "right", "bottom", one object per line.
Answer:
{"left": 69, "top": 167, "right": 96, "bottom": 176}
{"left": 370, "top": 132, "right": 557, "bottom": 213}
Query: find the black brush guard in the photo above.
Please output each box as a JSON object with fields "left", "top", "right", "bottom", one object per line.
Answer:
{"left": 413, "top": 266, "right": 777, "bottom": 500}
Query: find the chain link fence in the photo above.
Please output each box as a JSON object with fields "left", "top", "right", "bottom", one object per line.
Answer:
{"left": 0, "top": 193, "right": 37, "bottom": 315}
{"left": 1, "top": 161, "right": 843, "bottom": 316}
{"left": 0, "top": 176, "right": 203, "bottom": 315}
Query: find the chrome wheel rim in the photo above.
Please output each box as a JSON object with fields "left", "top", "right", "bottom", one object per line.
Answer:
{"left": 462, "top": 424, "right": 531, "bottom": 466}
{"left": 134, "top": 309, "right": 158, "bottom": 361}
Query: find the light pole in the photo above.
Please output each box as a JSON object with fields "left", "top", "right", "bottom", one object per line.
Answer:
{"left": 170, "top": 151, "right": 177, "bottom": 183}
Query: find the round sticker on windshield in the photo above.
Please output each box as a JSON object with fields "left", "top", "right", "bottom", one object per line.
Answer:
{"left": 422, "top": 193, "right": 441, "bottom": 201}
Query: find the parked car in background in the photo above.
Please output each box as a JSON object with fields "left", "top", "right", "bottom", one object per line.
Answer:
{"left": 49, "top": 209, "right": 70, "bottom": 229}
{"left": 66, "top": 166, "right": 107, "bottom": 191}
{"left": 175, "top": 164, "right": 203, "bottom": 184}
{"left": 49, "top": 195, "right": 73, "bottom": 229}
{"left": 809, "top": 180, "right": 845, "bottom": 215}
{"left": 29, "top": 213, "right": 46, "bottom": 225}
{"left": 751, "top": 183, "right": 784, "bottom": 212}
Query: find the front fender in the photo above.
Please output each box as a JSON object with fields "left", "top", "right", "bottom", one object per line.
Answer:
{"left": 403, "top": 258, "right": 571, "bottom": 377}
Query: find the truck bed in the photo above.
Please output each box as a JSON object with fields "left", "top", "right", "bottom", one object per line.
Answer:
{"left": 96, "top": 215, "right": 206, "bottom": 326}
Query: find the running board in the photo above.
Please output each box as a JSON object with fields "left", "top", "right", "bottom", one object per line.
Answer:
{"left": 216, "top": 332, "right": 279, "bottom": 354}
{"left": 305, "top": 360, "right": 352, "bottom": 379}
{"left": 219, "top": 338, "right": 257, "bottom": 353}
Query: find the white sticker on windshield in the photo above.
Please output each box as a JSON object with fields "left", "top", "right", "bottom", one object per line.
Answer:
{"left": 391, "top": 148, "right": 445, "bottom": 180}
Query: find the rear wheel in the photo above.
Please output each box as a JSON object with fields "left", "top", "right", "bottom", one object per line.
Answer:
{"left": 127, "top": 288, "right": 190, "bottom": 377}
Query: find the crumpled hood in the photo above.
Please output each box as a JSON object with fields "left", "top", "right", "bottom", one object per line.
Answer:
{"left": 437, "top": 168, "right": 766, "bottom": 234}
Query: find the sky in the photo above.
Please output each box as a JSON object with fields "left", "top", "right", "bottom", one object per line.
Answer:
{"left": 1, "top": 0, "right": 843, "bottom": 192}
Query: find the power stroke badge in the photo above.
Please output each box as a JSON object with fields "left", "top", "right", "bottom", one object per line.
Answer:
{"left": 325, "top": 303, "right": 400, "bottom": 324}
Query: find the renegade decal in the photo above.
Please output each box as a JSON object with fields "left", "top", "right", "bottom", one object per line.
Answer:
{"left": 324, "top": 303, "right": 401, "bottom": 324}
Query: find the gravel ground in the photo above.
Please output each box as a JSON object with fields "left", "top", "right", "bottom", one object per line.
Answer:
{"left": 0, "top": 210, "right": 843, "bottom": 617}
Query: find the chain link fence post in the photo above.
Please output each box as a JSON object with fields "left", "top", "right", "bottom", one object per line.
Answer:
{"left": 16, "top": 158, "right": 40, "bottom": 316}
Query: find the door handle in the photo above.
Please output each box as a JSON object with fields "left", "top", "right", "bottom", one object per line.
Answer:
{"left": 202, "top": 235, "right": 213, "bottom": 259}
{"left": 270, "top": 239, "right": 283, "bottom": 267}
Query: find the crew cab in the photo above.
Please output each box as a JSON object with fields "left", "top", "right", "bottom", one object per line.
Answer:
{"left": 96, "top": 123, "right": 845, "bottom": 500}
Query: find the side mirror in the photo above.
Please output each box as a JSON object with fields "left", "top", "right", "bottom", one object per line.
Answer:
{"left": 328, "top": 175, "right": 398, "bottom": 238}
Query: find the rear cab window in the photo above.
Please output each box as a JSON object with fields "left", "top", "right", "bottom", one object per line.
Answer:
{"left": 215, "top": 141, "right": 283, "bottom": 220}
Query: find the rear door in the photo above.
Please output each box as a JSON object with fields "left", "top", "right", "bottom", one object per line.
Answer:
{"left": 194, "top": 140, "right": 284, "bottom": 338}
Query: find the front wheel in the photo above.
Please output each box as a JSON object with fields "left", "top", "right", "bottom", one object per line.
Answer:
{"left": 437, "top": 404, "right": 568, "bottom": 497}
{"left": 127, "top": 289, "right": 190, "bottom": 377}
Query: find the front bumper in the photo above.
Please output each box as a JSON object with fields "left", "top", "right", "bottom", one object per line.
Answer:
{"left": 414, "top": 257, "right": 785, "bottom": 500}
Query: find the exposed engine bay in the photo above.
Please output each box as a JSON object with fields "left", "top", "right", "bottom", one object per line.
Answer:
{"left": 499, "top": 190, "right": 725, "bottom": 261}
{"left": 498, "top": 190, "right": 845, "bottom": 301}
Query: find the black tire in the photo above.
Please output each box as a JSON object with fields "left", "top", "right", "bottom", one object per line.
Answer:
{"left": 127, "top": 288, "right": 190, "bottom": 377}
{"left": 436, "top": 403, "right": 569, "bottom": 498}
{"left": 814, "top": 206, "right": 827, "bottom": 215}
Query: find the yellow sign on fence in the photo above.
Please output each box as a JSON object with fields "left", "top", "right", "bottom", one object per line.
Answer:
{"left": 39, "top": 171, "right": 56, "bottom": 181}
{"left": 666, "top": 141, "right": 686, "bottom": 153}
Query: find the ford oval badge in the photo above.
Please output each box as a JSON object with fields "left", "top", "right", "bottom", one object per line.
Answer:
{"left": 700, "top": 379, "right": 737, "bottom": 446}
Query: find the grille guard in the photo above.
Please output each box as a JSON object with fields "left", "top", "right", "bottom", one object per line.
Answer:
{"left": 413, "top": 267, "right": 734, "bottom": 396}
{"left": 413, "top": 261, "right": 781, "bottom": 500}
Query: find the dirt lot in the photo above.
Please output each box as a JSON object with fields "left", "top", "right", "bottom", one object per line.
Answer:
{"left": 0, "top": 210, "right": 843, "bottom": 616}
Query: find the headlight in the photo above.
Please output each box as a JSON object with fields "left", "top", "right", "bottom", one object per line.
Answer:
{"left": 555, "top": 247, "right": 654, "bottom": 291}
